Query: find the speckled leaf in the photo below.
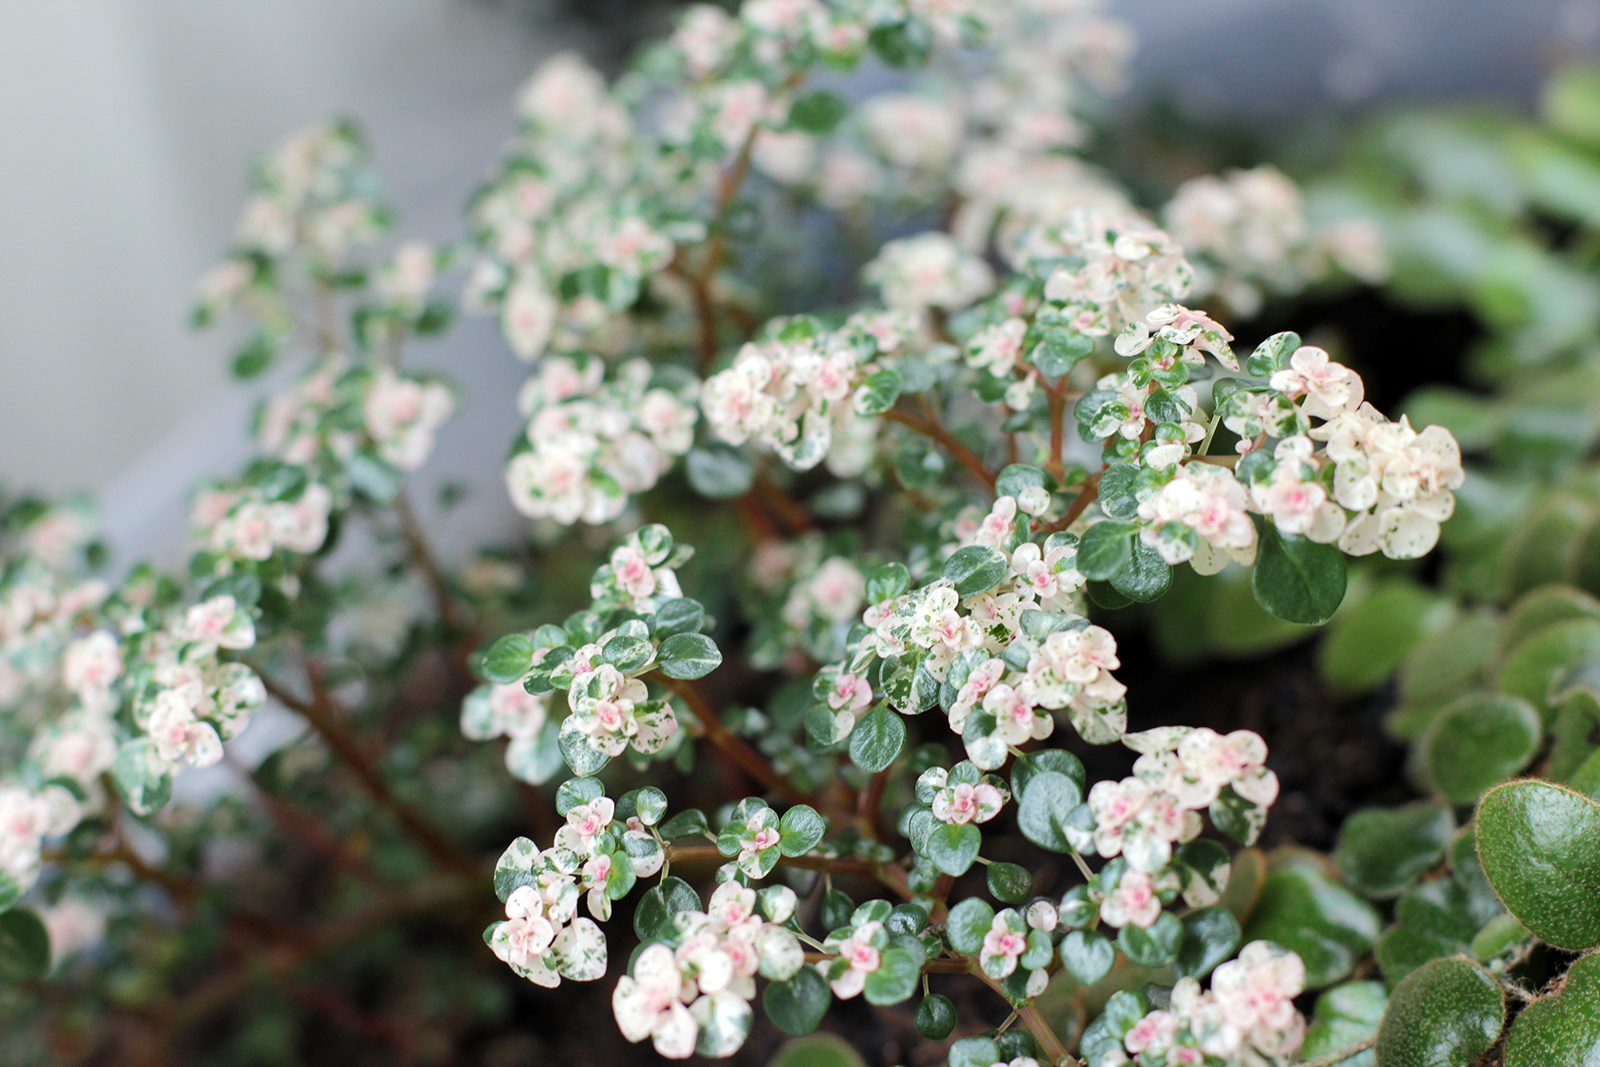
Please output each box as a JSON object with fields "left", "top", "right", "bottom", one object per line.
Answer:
{"left": 1504, "top": 951, "right": 1600, "bottom": 1067}
{"left": 1375, "top": 957, "right": 1503, "bottom": 1067}
{"left": 1476, "top": 779, "right": 1600, "bottom": 949}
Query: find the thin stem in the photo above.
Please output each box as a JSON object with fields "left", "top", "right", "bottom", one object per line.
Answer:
{"left": 253, "top": 660, "right": 476, "bottom": 874}
{"left": 882, "top": 407, "right": 997, "bottom": 490}
{"left": 967, "top": 959, "right": 1078, "bottom": 1067}
{"left": 857, "top": 768, "right": 890, "bottom": 838}
{"left": 227, "top": 755, "right": 388, "bottom": 889}
{"left": 654, "top": 673, "right": 809, "bottom": 806}
{"left": 1297, "top": 1037, "right": 1377, "bottom": 1067}
{"left": 395, "top": 489, "right": 466, "bottom": 633}
{"left": 1050, "top": 471, "right": 1101, "bottom": 531}
{"left": 1047, "top": 385, "right": 1067, "bottom": 481}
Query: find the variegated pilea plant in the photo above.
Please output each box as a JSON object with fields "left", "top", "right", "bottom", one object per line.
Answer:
{"left": 12, "top": 4, "right": 1600, "bottom": 1067}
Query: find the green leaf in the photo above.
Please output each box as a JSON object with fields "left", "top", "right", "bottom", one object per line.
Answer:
{"left": 863, "top": 947, "right": 920, "bottom": 1005}
{"left": 865, "top": 562, "right": 909, "bottom": 604}
{"left": 557, "top": 723, "right": 609, "bottom": 776}
{"left": 1252, "top": 521, "right": 1347, "bottom": 625}
{"left": 1077, "top": 521, "right": 1136, "bottom": 581}
{"left": 1421, "top": 693, "right": 1542, "bottom": 803}
{"left": 787, "top": 90, "right": 850, "bottom": 134}
{"left": 995, "top": 464, "right": 1047, "bottom": 500}
{"left": 853, "top": 367, "right": 903, "bottom": 416}
{"left": 1015, "top": 771, "right": 1082, "bottom": 853}
{"left": 943, "top": 545, "right": 1009, "bottom": 598}
{"left": 482, "top": 633, "right": 536, "bottom": 684}
{"left": 1375, "top": 878, "right": 1480, "bottom": 983}
{"left": 601, "top": 634, "right": 654, "bottom": 674}
{"left": 555, "top": 776, "right": 604, "bottom": 815}
{"left": 1302, "top": 981, "right": 1386, "bottom": 1067}
{"left": 1476, "top": 779, "right": 1600, "bottom": 949}
{"left": 1504, "top": 951, "right": 1600, "bottom": 1067}
{"left": 658, "top": 808, "right": 710, "bottom": 840}
{"left": 1031, "top": 326, "right": 1094, "bottom": 379}
{"left": 1497, "top": 619, "right": 1600, "bottom": 722}
{"left": 946, "top": 898, "right": 995, "bottom": 956}
{"left": 849, "top": 705, "right": 905, "bottom": 773}
{"left": 657, "top": 632, "right": 722, "bottom": 680}
{"left": 1244, "top": 331, "right": 1300, "bottom": 377}
{"left": 1109, "top": 538, "right": 1172, "bottom": 603}
{"left": 914, "top": 994, "right": 957, "bottom": 1040}
{"left": 686, "top": 444, "right": 754, "bottom": 499}
{"left": 1319, "top": 581, "right": 1450, "bottom": 695}
{"left": 1058, "top": 929, "right": 1115, "bottom": 985}
{"left": 763, "top": 968, "right": 833, "bottom": 1038}
{"left": 926, "top": 822, "right": 981, "bottom": 876}
{"left": 0, "top": 909, "right": 49, "bottom": 980}
{"left": 634, "top": 877, "right": 701, "bottom": 941}
{"left": 0, "top": 875, "right": 20, "bottom": 914}
{"left": 1242, "top": 858, "right": 1382, "bottom": 989}
{"left": 1397, "top": 610, "right": 1499, "bottom": 711}
{"left": 112, "top": 738, "right": 173, "bottom": 816}
{"left": 1471, "top": 912, "right": 1529, "bottom": 961}
{"left": 1010, "top": 750, "right": 1086, "bottom": 804}
{"left": 1499, "top": 586, "right": 1600, "bottom": 659}
{"left": 653, "top": 598, "right": 705, "bottom": 638}
{"left": 986, "top": 862, "right": 1032, "bottom": 903}
{"left": 1375, "top": 957, "right": 1504, "bottom": 1067}
{"left": 1095, "top": 463, "right": 1141, "bottom": 520}
{"left": 1334, "top": 801, "right": 1454, "bottom": 899}
{"left": 1116, "top": 910, "right": 1183, "bottom": 967}
{"left": 778, "top": 805, "right": 826, "bottom": 856}
{"left": 867, "top": 18, "right": 932, "bottom": 68}
{"left": 1174, "top": 906, "right": 1241, "bottom": 979}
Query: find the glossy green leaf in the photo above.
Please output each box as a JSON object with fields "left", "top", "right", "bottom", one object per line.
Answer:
{"left": 1174, "top": 905, "right": 1241, "bottom": 979}
{"left": 1058, "top": 928, "right": 1115, "bottom": 985}
{"left": 1334, "top": 802, "right": 1454, "bottom": 898}
{"left": 947, "top": 1036, "right": 1001, "bottom": 1067}
{"left": 926, "top": 821, "right": 981, "bottom": 876}
{"left": 1421, "top": 693, "right": 1542, "bottom": 803}
{"left": 1242, "top": 858, "right": 1382, "bottom": 988}
{"left": 943, "top": 545, "right": 1009, "bottom": 598}
{"left": 635, "top": 877, "right": 701, "bottom": 941}
{"left": 865, "top": 562, "right": 909, "bottom": 605}
{"left": 1015, "top": 771, "right": 1081, "bottom": 853}
{"left": 1076, "top": 521, "right": 1136, "bottom": 581}
{"left": 1504, "top": 951, "right": 1600, "bottom": 1067}
{"left": 1117, "top": 910, "right": 1183, "bottom": 967}
{"left": 946, "top": 898, "right": 995, "bottom": 956}
{"left": 1108, "top": 538, "right": 1172, "bottom": 603}
{"left": 1375, "top": 957, "right": 1504, "bottom": 1067}
{"left": 656, "top": 632, "right": 722, "bottom": 680}
{"left": 1302, "top": 981, "right": 1386, "bottom": 1067}
{"left": 763, "top": 968, "right": 834, "bottom": 1038}
{"left": 914, "top": 994, "right": 957, "bottom": 1040}
{"left": 1252, "top": 521, "right": 1348, "bottom": 625}
{"left": 1010, "top": 750, "right": 1085, "bottom": 803}
{"left": 1476, "top": 779, "right": 1600, "bottom": 949}
{"left": 482, "top": 633, "right": 536, "bottom": 684}
{"left": 848, "top": 705, "right": 904, "bottom": 773}
{"left": 863, "top": 946, "right": 921, "bottom": 1005}
{"left": 658, "top": 808, "right": 710, "bottom": 840}
{"left": 986, "top": 862, "right": 1032, "bottom": 903}
{"left": 778, "top": 805, "right": 826, "bottom": 856}
{"left": 685, "top": 444, "right": 755, "bottom": 498}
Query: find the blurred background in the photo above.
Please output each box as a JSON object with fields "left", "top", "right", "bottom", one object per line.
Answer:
{"left": 2, "top": 0, "right": 1597, "bottom": 565}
